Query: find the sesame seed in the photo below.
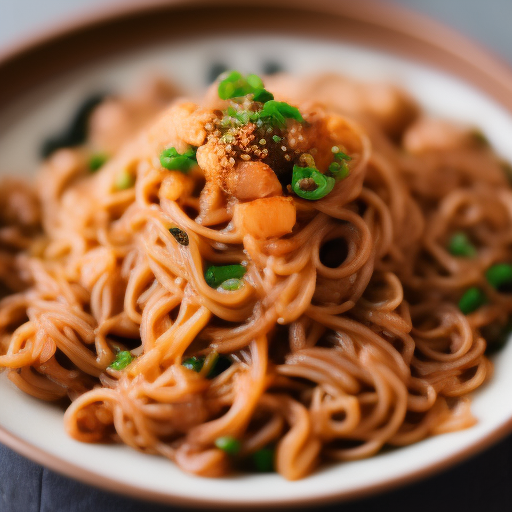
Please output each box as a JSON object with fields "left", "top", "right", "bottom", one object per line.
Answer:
{"left": 281, "top": 146, "right": 287, "bottom": 152}
{"left": 262, "top": 149, "right": 268, "bottom": 156}
{"left": 229, "top": 157, "right": 235, "bottom": 165}
{"left": 259, "top": 139, "right": 266, "bottom": 145}
{"left": 331, "top": 146, "right": 340, "bottom": 153}
{"left": 241, "top": 154, "right": 251, "bottom": 161}
{"left": 225, "top": 144, "right": 232, "bottom": 152}
{"left": 284, "top": 154, "right": 291, "bottom": 161}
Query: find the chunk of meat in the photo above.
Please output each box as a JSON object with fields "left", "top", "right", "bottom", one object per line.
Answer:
{"left": 225, "top": 161, "right": 282, "bottom": 200}
{"left": 233, "top": 196, "right": 296, "bottom": 239}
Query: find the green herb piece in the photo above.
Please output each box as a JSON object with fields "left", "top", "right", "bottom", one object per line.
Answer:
{"left": 215, "top": 436, "right": 241, "bottom": 455}
{"left": 328, "top": 161, "right": 350, "bottom": 180}
{"left": 160, "top": 147, "right": 197, "bottom": 173}
{"left": 252, "top": 89, "right": 274, "bottom": 103}
{"left": 332, "top": 149, "right": 352, "bottom": 162}
{"left": 169, "top": 227, "right": 189, "bottom": 246}
{"left": 182, "top": 355, "right": 204, "bottom": 373}
{"left": 109, "top": 350, "right": 134, "bottom": 371}
{"left": 258, "top": 100, "right": 304, "bottom": 129}
{"left": 458, "top": 287, "right": 487, "bottom": 315}
{"left": 115, "top": 170, "right": 135, "bottom": 190}
{"left": 205, "top": 264, "right": 247, "bottom": 289}
{"left": 486, "top": 263, "right": 512, "bottom": 290}
{"left": 272, "top": 135, "right": 282, "bottom": 143}
{"left": 291, "top": 165, "right": 335, "bottom": 200}
{"left": 217, "top": 71, "right": 274, "bottom": 102}
{"left": 220, "top": 278, "right": 244, "bottom": 291}
{"left": 88, "top": 153, "right": 108, "bottom": 172}
{"left": 181, "top": 353, "right": 231, "bottom": 378}
{"left": 448, "top": 232, "right": 477, "bottom": 258}
{"left": 252, "top": 447, "right": 274, "bottom": 472}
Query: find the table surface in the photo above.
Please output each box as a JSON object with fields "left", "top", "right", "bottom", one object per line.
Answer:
{"left": 1, "top": 1, "right": 512, "bottom": 511}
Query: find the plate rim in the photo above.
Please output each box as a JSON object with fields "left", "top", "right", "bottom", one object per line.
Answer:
{"left": 2, "top": 0, "right": 512, "bottom": 507}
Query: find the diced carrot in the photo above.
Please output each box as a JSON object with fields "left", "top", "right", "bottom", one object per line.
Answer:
{"left": 233, "top": 196, "right": 296, "bottom": 239}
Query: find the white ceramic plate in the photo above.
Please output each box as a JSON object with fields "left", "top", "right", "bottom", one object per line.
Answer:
{"left": 1, "top": 33, "right": 512, "bottom": 507}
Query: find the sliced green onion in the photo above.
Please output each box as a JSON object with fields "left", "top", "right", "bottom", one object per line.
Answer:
{"left": 160, "top": 147, "right": 197, "bottom": 173}
{"left": 182, "top": 355, "right": 204, "bottom": 373}
{"left": 458, "top": 287, "right": 487, "bottom": 315}
{"left": 292, "top": 165, "right": 335, "bottom": 200}
{"left": 258, "top": 100, "right": 304, "bottom": 129}
{"left": 215, "top": 436, "right": 241, "bottom": 456}
{"left": 182, "top": 353, "right": 231, "bottom": 379}
{"left": 486, "top": 263, "right": 512, "bottom": 290}
{"left": 253, "top": 89, "right": 274, "bottom": 103}
{"left": 169, "top": 227, "right": 189, "bottom": 246}
{"left": 220, "top": 278, "right": 244, "bottom": 291}
{"left": 328, "top": 161, "right": 350, "bottom": 180}
{"left": 252, "top": 447, "right": 274, "bottom": 472}
{"left": 115, "top": 170, "right": 135, "bottom": 190}
{"left": 88, "top": 152, "right": 108, "bottom": 172}
{"left": 272, "top": 135, "right": 282, "bottom": 143}
{"left": 448, "top": 232, "right": 477, "bottom": 258}
{"left": 217, "top": 71, "right": 273, "bottom": 102}
{"left": 333, "top": 149, "right": 352, "bottom": 162}
{"left": 205, "top": 264, "right": 247, "bottom": 289}
{"left": 109, "top": 351, "right": 133, "bottom": 371}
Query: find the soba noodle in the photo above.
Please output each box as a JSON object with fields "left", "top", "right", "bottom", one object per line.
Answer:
{"left": 1, "top": 72, "right": 511, "bottom": 479}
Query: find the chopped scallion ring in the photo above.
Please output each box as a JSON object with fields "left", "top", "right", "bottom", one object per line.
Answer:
{"left": 109, "top": 351, "right": 134, "bottom": 371}
{"left": 486, "top": 263, "right": 512, "bottom": 290}
{"left": 448, "top": 232, "right": 477, "bottom": 258}
{"left": 215, "top": 436, "right": 241, "bottom": 455}
{"left": 160, "top": 147, "right": 197, "bottom": 173}
{"left": 458, "top": 287, "right": 487, "bottom": 315}
{"left": 291, "top": 165, "right": 335, "bottom": 200}
{"left": 205, "top": 264, "right": 247, "bottom": 289}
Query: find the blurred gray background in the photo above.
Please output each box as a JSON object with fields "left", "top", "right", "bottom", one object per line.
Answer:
{"left": 1, "top": 0, "right": 512, "bottom": 66}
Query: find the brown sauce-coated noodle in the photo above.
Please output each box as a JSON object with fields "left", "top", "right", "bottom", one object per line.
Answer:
{"left": 1, "top": 73, "right": 511, "bottom": 480}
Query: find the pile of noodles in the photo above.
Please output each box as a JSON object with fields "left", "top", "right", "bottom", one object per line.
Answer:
{"left": 1, "top": 73, "right": 512, "bottom": 480}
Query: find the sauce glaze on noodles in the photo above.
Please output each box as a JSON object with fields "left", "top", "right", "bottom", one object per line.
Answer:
{"left": 0, "top": 73, "right": 511, "bottom": 479}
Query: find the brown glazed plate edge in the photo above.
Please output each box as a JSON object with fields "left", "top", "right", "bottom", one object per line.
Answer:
{"left": 1, "top": 0, "right": 512, "bottom": 508}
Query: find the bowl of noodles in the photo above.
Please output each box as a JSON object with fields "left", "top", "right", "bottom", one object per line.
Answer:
{"left": 1, "top": 0, "right": 512, "bottom": 507}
